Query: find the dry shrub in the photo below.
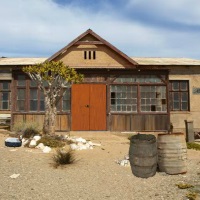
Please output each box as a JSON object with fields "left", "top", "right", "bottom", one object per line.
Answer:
{"left": 53, "top": 149, "right": 76, "bottom": 168}
{"left": 13, "top": 122, "right": 41, "bottom": 138}
{"left": 186, "top": 192, "right": 198, "bottom": 200}
{"left": 176, "top": 183, "right": 194, "bottom": 189}
{"left": 37, "top": 136, "right": 65, "bottom": 148}
{"left": 187, "top": 143, "right": 200, "bottom": 151}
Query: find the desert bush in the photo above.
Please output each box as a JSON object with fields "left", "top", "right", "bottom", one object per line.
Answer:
{"left": 176, "top": 183, "right": 194, "bottom": 189}
{"left": 53, "top": 149, "right": 76, "bottom": 168}
{"left": 13, "top": 122, "right": 42, "bottom": 138}
{"left": 186, "top": 192, "right": 197, "bottom": 200}
{"left": 187, "top": 143, "right": 200, "bottom": 151}
{"left": 37, "top": 136, "right": 65, "bottom": 148}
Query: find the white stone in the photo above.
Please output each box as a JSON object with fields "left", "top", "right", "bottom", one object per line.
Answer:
{"left": 36, "top": 143, "right": 45, "bottom": 150}
{"left": 85, "top": 143, "right": 91, "bottom": 148}
{"left": 10, "top": 174, "right": 20, "bottom": 179}
{"left": 91, "top": 142, "right": 101, "bottom": 147}
{"left": 70, "top": 143, "right": 78, "bottom": 150}
{"left": 88, "top": 141, "right": 93, "bottom": 146}
{"left": 78, "top": 144, "right": 87, "bottom": 150}
{"left": 22, "top": 139, "right": 29, "bottom": 146}
{"left": 29, "top": 140, "right": 37, "bottom": 148}
{"left": 76, "top": 137, "right": 87, "bottom": 143}
{"left": 33, "top": 135, "right": 41, "bottom": 142}
{"left": 77, "top": 142, "right": 84, "bottom": 146}
{"left": 124, "top": 155, "right": 129, "bottom": 160}
{"left": 42, "top": 146, "right": 51, "bottom": 153}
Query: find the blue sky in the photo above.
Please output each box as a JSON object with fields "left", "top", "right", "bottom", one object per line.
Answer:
{"left": 0, "top": 0, "right": 200, "bottom": 59}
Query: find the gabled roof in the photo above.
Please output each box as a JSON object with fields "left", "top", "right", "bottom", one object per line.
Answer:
{"left": 46, "top": 29, "right": 138, "bottom": 66}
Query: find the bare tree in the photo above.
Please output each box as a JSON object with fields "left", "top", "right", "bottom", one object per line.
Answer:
{"left": 23, "top": 61, "right": 83, "bottom": 134}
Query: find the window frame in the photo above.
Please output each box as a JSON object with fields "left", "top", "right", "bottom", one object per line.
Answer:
{"left": 14, "top": 74, "right": 71, "bottom": 113}
{"left": 0, "top": 81, "right": 11, "bottom": 110}
{"left": 169, "top": 80, "right": 190, "bottom": 111}
{"left": 110, "top": 74, "right": 168, "bottom": 114}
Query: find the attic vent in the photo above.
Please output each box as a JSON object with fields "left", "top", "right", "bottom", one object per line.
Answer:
{"left": 84, "top": 51, "right": 96, "bottom": 60}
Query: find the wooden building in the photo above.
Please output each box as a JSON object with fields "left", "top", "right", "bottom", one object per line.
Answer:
{"left": 0, "top": 29, "right": 200, "bottom": 133}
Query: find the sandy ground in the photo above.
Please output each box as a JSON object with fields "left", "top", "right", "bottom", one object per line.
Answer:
{"left": 0, "top": 132, "right": 200, "bottom": 200}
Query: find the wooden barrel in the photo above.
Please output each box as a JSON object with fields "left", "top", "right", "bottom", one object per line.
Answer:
{"left": 129, "top": 134, "right": 157, "bottom": 178}
{"left": 157, "top": 133, "right": 187, "bottom": 175}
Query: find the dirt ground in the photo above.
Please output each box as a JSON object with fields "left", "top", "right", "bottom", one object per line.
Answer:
{"left": 0, "top": 132, "right": 200, "bottom": 200}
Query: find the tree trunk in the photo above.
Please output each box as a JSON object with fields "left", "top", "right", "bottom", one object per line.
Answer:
{"left": 43, "top": 96, "right": 57, "bottom": 135}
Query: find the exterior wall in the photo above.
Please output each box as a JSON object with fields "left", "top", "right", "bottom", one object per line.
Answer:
{"left": 169, "top": 66, "right": 200, "bottom": 133}
{"left": 55, "top": 45, "right": 132, "bottom": 68}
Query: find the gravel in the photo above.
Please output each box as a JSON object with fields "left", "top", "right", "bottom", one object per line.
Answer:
{"left": 0, "top": 133, "right": 200, "bottom": 200}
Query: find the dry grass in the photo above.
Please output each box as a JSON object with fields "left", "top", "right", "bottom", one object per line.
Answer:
{"left": 52, "top": 149, "right": 76, "bottom": 168}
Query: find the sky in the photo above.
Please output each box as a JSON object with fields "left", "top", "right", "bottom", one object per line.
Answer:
{"left": 0, "top": 0, "right": 200, "bottom": 59}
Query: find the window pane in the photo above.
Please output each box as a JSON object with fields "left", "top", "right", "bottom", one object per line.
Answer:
{"left": 30, "top": 80, "right": 37, "bottom": 87}
{"left": 172, "top": 82, "right": 179, "bottom": 91}
{"left": 173, "top": 102, "right": 180, "bottom": 110}
{"left": 17, "top": 75, "right": 26, "bottom": 86}
{"left": 17, "top": 89, "right": 25, "bottom": 99}
{"left": 62, "top": 89, "right": 70, "bottom": 111}
{"left": 2, "top": 102, "right": 8, "bottom": 109}
{"left": 30, "top": 89, "right": 37, "bottom": 99}
{"left": 63, "top": 100, "right": 70, "bottom": 111}
{"left": 30, "top": 89, "right": 38, "bottom": 111}
{"left": 2, "top": 92, "right": 9, "bottom": 100}
{"left": 40, "top": 101, "right": 45, "bottom": 111}
{"left": 2, "top": 81, "right": 9, "bottom": 90}
{"left": 180, "top": 81, "right": 188, "bottom": 91}
{"left": 181, "top": 92, "right": 188, "bottom": 102}
{"left": 17, "top": 100, "right": 25, "bottom": 111}
{"left": 30, "top": 100, "right": 38, "bottom": 111}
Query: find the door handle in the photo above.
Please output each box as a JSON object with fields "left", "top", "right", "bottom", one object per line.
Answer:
{"left": 85, "top": 105, "right": 89, "bottom": 108}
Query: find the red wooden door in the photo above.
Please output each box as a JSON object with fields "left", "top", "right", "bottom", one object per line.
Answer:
{"left": 71, "top": 84, "right": 106, "bottom": 131}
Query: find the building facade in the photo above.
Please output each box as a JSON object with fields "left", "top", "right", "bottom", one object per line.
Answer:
{"left": 0, "top": 29, "right": 200, "bottom": 133}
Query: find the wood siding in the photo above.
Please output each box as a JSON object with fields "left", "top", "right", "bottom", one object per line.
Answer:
{"left": 13, "top": 114, "right": 70, "bottom": 131}
{"left": 110, "top": 114, "right": 168, "bottom": 131}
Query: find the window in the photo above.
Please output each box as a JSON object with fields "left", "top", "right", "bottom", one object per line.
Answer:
{"left": 110, "top": 74, "right": 167, "bottom": 113}
{"left": 169, "top": 80, "right": 189, "bottom": 111}
{"left": 110, "top": 85, "right": 137, "bottom": 112}
{"left": 140, "top": 86, "right": 167, "bottom": 112}
{"left": 84, "top": 51, "right": 96, "bottom": 60}
{"left": 0, "top": 81, "right": 11, "bottom": 110}
{"left": 15, "top": 75, "right": 71, "bottom": 112}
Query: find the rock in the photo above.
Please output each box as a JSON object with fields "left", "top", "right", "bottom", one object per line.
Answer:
{"left": 10, "top": 174, "right": 20, "bottom": 179}
{"left": 70, "top": 143, "right": 78, "bottom": 150}
{"left": 36, "top": 143, "right": 45, "bottom": 150}
{"left": 33, "top": 135, "right": 41, "bottom": 142}
{"left": 78, "top": 144, "right": 88, "bottom": 150}
{"left": 85, "top": 143, "right": 90, "bottom": 149}
{"left": 29, "top": 140, "right": 37, "bottom": 148}
{"left": 42, "top": 146, "right": 51, "bottom": 153}
{"left": 117, "top": 159, "right": 130, "bottom": 167}
{"left": 88, "top": 141, "right": 101, "bottom": 147}
{"left": 76, "top": 137, "right": 87, "bottom": 143}
{"left": 22, "top": 139, "right": 29, "bottom": 146}
{"left": 124, "top": 155, "right": 129, "bottom": 160}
